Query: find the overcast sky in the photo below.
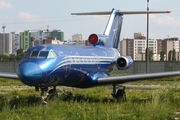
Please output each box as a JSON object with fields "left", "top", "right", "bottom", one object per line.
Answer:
{"left": 0, "top": 0, "right": 180, "bottom": 40}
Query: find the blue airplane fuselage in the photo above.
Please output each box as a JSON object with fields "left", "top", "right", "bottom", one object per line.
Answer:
{"left": 17, "top": 9, "right": 135, "bottom": 88}
{"left": 17, "top": 44, "right": 119, "bottom": 88}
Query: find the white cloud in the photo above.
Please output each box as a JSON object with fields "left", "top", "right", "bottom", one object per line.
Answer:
{"left": 18, "top": 12, "right": 49, "bottom": 23}
{"left": 0, "top": 1, "right": 12, "bottom": 8}
{"left": 150, "top": 14, "right": 180, "bottom": 28}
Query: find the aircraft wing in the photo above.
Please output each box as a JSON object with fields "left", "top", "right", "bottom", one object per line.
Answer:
{"left": 98, "top": 71, "right": 180, "bottom": 84}
{"left": 0, "top": 72, "right": 19, "bottom": 79}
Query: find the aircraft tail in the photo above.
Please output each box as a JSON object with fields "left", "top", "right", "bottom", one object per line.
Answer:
{"left": 72, "top": 9, "right": 170, "bottom": 48}
{"left": 103, "top": 9, "right": 123, "bottom": 48}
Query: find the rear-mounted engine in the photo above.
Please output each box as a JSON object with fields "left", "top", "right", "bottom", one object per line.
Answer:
{"left": 88, "top": 34, "right": 108, "bottom": 45}
{"left": 116, "top": 56, "right": 133, "bottom": 70}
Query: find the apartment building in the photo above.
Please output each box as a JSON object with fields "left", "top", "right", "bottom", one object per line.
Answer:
{"left": 72, "top": 33, "right": 82, "bottom": 42}
{"left": 162, "top": 38, "right": 180, "bottom": 61}
{"left": 119, "top": 33, "right": 180, "bottom": 61}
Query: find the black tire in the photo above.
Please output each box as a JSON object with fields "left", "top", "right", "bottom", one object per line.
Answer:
{"left": 116, "top": 89, "right": 126, "bottom": 101}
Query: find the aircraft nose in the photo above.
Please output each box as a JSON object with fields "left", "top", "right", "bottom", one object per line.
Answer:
{"left": 18, "top": 62, "right": 42, "bottom": 86}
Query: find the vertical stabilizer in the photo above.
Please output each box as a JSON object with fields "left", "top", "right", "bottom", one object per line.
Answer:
{"left": 104, "top": 9, "right": 123, "bottom": 48}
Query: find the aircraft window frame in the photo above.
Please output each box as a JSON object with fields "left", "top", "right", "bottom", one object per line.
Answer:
{"left": 24, "top": 51, "right": 31, "bottom": 58}
{"left": 24, "top": 50, "right": 59, "bottom": 58}
{"left": 30, "top": 51, "right": 39, "bottom": 58}
{"left": 38, "top": 51, "right": 49, "bottom": 58}
{"left": 47, "top": 51, "right": 59, "bottom": 58}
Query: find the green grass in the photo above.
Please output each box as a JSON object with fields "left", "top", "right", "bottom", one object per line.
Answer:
{"left": 0, "top": 78, "right": 24, "bottom": 86}
{"left": 0, "top": 76, "right": 180, "bottom": 119}
{"left": 0, "top": 84, "right": 180, "bottom": 120}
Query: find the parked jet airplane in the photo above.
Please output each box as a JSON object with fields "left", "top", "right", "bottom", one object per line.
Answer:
{"left": 0, "top": 8, "right": 179, "bottom": 103}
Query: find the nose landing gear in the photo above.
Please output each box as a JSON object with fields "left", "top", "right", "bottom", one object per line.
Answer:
{"left": 36, "top": 86, "right": 58, "bottom": 104}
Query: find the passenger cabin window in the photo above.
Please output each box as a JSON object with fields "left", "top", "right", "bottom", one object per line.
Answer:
{"left": 24, "top": 50, "right": 59, "bottom": 58}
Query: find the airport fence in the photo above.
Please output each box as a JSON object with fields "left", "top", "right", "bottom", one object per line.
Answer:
{"left": 0, "top": 60, "right": 180, "bottom": 74}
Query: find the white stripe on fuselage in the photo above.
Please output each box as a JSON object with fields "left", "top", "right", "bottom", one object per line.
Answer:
{"left": 47, "top": 55, "right": 116, "bottom": 76}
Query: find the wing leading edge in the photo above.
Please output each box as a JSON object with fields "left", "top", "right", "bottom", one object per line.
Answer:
{"left": 98, "top": 71, "right": 180, "bottom": 84}
{"left": 0, "top": 72, "right": 19, "bottom": 79}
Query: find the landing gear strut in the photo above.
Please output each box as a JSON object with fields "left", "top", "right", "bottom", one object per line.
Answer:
{"left": 39, "top": 86, "right": 58, "bottom": 104}
{"left": 111, "top": 83, "right": 126, "bottom": 101}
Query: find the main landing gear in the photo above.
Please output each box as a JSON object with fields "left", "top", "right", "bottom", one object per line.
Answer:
{"left": 111, "top": 83, "right": 126, "bottom": 102}
{"left": 35, "top": 86, "right": 58, "bottom": 104}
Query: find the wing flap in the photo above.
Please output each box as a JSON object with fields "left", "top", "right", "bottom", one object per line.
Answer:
{"left": 98, "top": 71, "right": 180, "bottom": 84}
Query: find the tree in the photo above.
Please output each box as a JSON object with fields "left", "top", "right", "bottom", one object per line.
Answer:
{"left": 16, "top": 49, "right": 26, "bottom": 60}
{"left": 145, "top": 48, "right": 154, "bottom": 61}
{"left": 9, "top": 54, "right": 16, "bottom": 60}
{"left": 17, "top": 49, "right": 24, "bottom": 55}
{"left": 149, "top": 50, "right": 154, "bottom": 61}
{"left": 168, "top": 50, "right": 172, "bottom": 61}
{"left": 160, "top": 51, "right": 165, "bottom": 61}
{"left": 0, "top": 54, "right": 9, "bottom": 60}
{"left": 172, "top": 49, "right": 176, "bottom": 61}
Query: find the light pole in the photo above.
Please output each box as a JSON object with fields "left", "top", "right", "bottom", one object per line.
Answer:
{"left": 146, "top": 0, "right": 149, "bottom": 73}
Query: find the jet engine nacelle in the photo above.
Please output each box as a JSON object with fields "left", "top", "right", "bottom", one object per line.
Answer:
{"left": 88, "top": 34, "right": 108, "bottom": 45}
{"left": 116, "top": 56, "right": 133, "bottom": 70}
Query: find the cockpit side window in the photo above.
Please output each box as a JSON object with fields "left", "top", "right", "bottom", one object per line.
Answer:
{"left": 47, "top": 51, "right": 59, "bottom": 58}
{"left": 38, "top": 51, "right": 49, "bottom": 58}
{"left": 24, "top": 51, "right": 31, "bottom": 58}
{"left": 31, "top": 51, "right": 39, "bottom": 58}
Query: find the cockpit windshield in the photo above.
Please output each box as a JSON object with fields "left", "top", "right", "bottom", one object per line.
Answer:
{"left": 39, "top": 51, "right": 49, "bottom": 58}
{"left": 24, "top": 51, "right": 59, "bottom": 58}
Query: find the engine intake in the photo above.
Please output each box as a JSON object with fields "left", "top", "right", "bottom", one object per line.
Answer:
{"left": 116, "top": 56, "right": 133, "bottom": 70}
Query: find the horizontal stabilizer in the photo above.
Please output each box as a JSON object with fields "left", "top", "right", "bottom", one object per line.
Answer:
{"left": 71, "top": 10, "right": 171, "bottom": 15}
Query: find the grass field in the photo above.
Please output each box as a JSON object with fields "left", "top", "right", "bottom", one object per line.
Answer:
{"left": 0, "top": 78, "right": 180, "bottom": 120}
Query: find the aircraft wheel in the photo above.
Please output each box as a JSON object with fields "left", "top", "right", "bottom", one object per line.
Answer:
{"left": 47, "top": 87, "right": 58, "bottom": 100}
{"left": 116, "top": 89, "right": 126, "bottom": 102}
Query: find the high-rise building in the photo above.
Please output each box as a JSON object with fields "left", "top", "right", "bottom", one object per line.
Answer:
{"left": 119, "top": 38, "right": 134, "bottom": 58}
{"left": 162, "top": 37, "right": 180, "bottom": 61}
{"left": 133, "top": 39, "right": 146, "bottom": 60}
{"left": 5, "top": 33, "right": 12, "bottom": 55}
{"left": 50, "top": 30, "right": 64, "bottom": 41}
{"left": 20, "top": 30, "right": 65, "bottom": 48}
{"left": 20, "top": 30, "right": 31, "bottom": 50}
{"left": 72, "top": 33, "right": 82, "bottom": 41}
{"left": 11, "top": 32, "right": 20, "bottom": 54}
{"left": 0, "top": 32, "right": 20, "bottom": 55}
{"left": 120, "top": 33, "right": 167, "bottom": 61}
{"left": 0, "top": 33, "right": 13, "bottom": 55}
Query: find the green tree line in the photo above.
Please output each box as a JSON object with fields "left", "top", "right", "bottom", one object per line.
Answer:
{"left": 0, "top": 49, "right": 25, "bottom": 61}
